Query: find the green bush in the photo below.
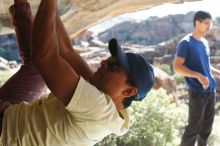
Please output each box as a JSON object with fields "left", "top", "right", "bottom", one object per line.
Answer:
{"left": 172, "top": 73, "right": 185, "bottom": 84}
{"left": 214, "top": 49, "right": 220, "bottom": 56}
{"left": 95, "top": 89, "right": 187, "bottom": 146}
{"left": 154, "top": 63, "right": 172, "bottom": 75}
{"left": 215, "top": 102, "right": 220, "bottom": 115}
{"left": 0, "top": 71, "right": 14, "bottom": 86}
{"left": 208, "top": 134, "right": 218, "bottom": 146}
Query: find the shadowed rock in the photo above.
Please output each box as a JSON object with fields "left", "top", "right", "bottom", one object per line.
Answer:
{"left": 0, "top": 0, "right": 198, "bottom": 36}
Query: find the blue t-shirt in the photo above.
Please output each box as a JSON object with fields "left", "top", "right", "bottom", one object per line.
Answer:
{"left": 176, "top": 34, "right": 215, "bottom": 92}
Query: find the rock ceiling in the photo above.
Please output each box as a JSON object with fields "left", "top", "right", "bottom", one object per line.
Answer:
{"left": 0, "top": 0, "right": 198, "bottom": 37}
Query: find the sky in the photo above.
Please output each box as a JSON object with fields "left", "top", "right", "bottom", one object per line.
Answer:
{"left": 89, "top": 0, "right": 219, "bottom": 34}
{"left": 122, "top": 0, "right": 219, "bottom": 21}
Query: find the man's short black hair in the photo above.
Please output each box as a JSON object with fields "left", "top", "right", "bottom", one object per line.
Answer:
{"left": 193, "top": 11, "right": 212, "bottom": 27}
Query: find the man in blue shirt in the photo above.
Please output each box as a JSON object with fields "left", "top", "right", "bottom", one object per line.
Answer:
{"left": 173, "top": 11, "right": 220, "bottom": 146}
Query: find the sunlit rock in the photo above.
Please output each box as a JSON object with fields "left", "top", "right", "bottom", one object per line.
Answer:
{"left": 0, "top": 0, "right": 198, "bottom": 36}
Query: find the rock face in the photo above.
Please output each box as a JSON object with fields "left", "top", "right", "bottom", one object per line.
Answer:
{"left": 0, "top": 0, "right": 197, "bottom": 36}
{"left": 0, "top": 57, "right": 18, "bottom": 71}
{"left": 97, "top": 13, "right": 193, "bottom": 45}
{"left": 0, "top": 34, "right": 19, "bottom": 61}
{"left": 97, "top": 11, "right": 220, "bottom": 46}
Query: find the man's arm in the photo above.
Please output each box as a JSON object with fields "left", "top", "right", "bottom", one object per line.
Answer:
{"left": 56, "top": 13, "right": 94, "bottom": 80}
{"left": 13, "top": 0, "right": 93, "bottom": 80}
{"left": 31, "top": 0, "right": 79, "bottom": 106}
{"left": 211, "top": 66, "right": 220, "bottom": 76}
{"left": 173, "top": 56, "right": 209, "bottom": 89}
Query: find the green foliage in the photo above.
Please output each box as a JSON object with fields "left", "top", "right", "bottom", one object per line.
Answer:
{"left": 215, "top": 102, "right": 220, "bottom": 114}
{"left": 95, "top": 89, "right": 187, "bottom": 146}
{"left": 208, "top": 134, "right": 218, "bottom": 146}
{"left": 172, "top": 73, "right": 185, "bottom": 84}
{"left": 0, "top": 71, "right": 13, "bottom": 86}
{"left": 209, "top": 115, "right": 220, "bottom": 146}
{"left": 214, "top": 49, "right": 220, "bottom": 56}
{"left": 154, "top": 63, "right": 172, "bottom": 75}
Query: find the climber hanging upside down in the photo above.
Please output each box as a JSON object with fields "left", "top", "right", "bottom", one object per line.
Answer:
{"left": 0, "top": 0, "right": 154, "bottom": 145}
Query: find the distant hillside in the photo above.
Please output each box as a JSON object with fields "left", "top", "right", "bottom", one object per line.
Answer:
{"left": 97, "top": 11, "right": 220, "bottom": 45}
{"left": 0, "top": 34, "right": 19, "bottom": 62}
{"left": 1, "top": 11, "right": 220, "bottom": 62}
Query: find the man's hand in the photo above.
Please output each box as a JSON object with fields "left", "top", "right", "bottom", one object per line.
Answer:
{"left": 197, "top": 73, "right": 209, "bottom": 89}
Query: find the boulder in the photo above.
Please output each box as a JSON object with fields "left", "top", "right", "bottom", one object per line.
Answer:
{"left": 0, "top": 62, "right": 10, "bottom": 71}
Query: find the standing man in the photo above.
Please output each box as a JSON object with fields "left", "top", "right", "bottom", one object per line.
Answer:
{"left": 173, "top": 11, "right": 220, "bottom": 146}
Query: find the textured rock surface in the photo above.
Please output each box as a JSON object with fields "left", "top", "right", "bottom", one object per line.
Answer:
{"left": 98, "top": 12, "right": 195, "bottom": 45}
{"left": 0, "top": 0, "right": 197, "bottom": 36}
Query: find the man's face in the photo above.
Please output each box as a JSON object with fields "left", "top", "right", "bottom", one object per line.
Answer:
{"left": 90, "top": 56, "right": 134, "bottom": 98}
{"left": 196, "top": 18, "right": 212, "bottom": 35}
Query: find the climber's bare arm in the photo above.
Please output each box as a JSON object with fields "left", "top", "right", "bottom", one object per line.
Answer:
{"left": 31, "top": 0, "right": 78, "bottom": 106}
{"left": 56, "top": 13, "right": 94, "bottom": 80}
